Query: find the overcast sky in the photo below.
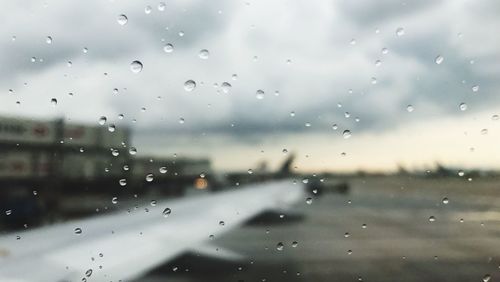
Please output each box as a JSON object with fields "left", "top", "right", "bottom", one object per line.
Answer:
{"left": 1, "top": 0, "right": 499, "bottom": 172}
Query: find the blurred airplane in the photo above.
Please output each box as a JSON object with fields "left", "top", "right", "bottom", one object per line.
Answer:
{"left": 0, "top": 180, "right": 307, "bottom": 282}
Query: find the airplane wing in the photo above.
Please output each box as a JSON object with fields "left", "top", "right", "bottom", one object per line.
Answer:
{"left": 0, "top": 180, "right": 306, "bottom": 282}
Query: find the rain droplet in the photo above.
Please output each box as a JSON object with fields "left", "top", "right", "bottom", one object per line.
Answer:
{"left": 119, "top": 179, "right": 127, "bottom": 186}
{"left": 396, "top": 27, "right": 405, "bottom": 36}
{"left": 111, "top": 197, "right": 118, "bottom": 204}
{"left": 150, "top": 200, "right": 157, "bottom": 206}
{"left": 332, "top": 124, "right": 338, "bottom": 130}
{"left": 481, "top": 128, "right": 488, "bottom": 135}
{"left": 442, "top": 197, "right": 449, "bottom": 204}
{"left": 163, "top": 43, "right": 174, "bottom": 53}
{"left": 82, "top": 47, "right": 88, "bottom": 54}
{"left": 458, "top": 170, "right": 465, "bottom": 177}
{"left": 158, "top": 2, "right": 166, "bottom": 11}
{"left": 5, "top": 210, "right": 12, "bottom": 216}
{"left": 343, "top": 130, "right": 352, "bottom": 139}
{"left": 471, "top": 85, "right": 479, "bottom": 92}
{"left": 111, "top": 149, "right": 119, "bottom": 157}
{"left": 162, "top": 208, "right": 171, "bottom": 217}
{"left": 85, "top": 269, "right": 92, "bottom": 277}
{"left": 276, "top": 242, "right": 284, "bottom": 251}
{"left": 483, "top": 274, "right": 491, "bottom": 282}
{"left": 428, "top": 216, "right": 436, "bottom": 222}
{"left": 145, "top": 5, "right": 152, "bottom": 14}
{"left": 219, "top": 220, "right": 225, "bottom": 226}
{"left": 256, "top": 89, "right": 265, "bottom": 99}
{"left": 117, "top": 14, "right": 128, "bottom": 25}
{"left": 306, "top": 197, "right": 313, "bottom": 205}
{"left": 434, "top": 55, "right": 444, "bottom": 64}
{"left": 247, "top": 169, "right": 253, "bottom": 174}
{"left": 184, "top": 80, "right": 196, "bottom": 91}
{"left": 129, "top": 147, "right": 137, "bottom": 155}
{"left": 221, "top": 82, "right": 232, "bottom": 93}
{"left": 459, "top": 103, "right": 467, "bottom": 111}
{"left": 344, "top": 232, "right": 350, "bottom": 238}
{"left": 159, "top": 167, "right": 167, "bottom": 174}
{"left": 50, "top": 98, "right": 57, "bottom": 106}
{"left": 130, "top": 61, "right": 143, "bottom": 73}
{"left": 108, "top": 124, "right": 116, "bottom": 132}
{"left": 371, "top": 77, "right": 377, "bottom": 84}
{"left": 74, "top": 227, "right": 82, "bottom": 235}
{"left": 98, "top": 116, "right": 107, "bottom": 125}
{"left": 292, "top": 241, "right": 298, "bottom": 248}
{"left": 492, "top": 115, "right": 499, "bottom": 121}
{"left": 406, "top": 105, "right": 414, "bottom": 112}
{"left": 46, "top": 36, "right": 52, "bottom": 44}
{"left": 145, "top": 173, "right": 154, "bottom": 182}
{"left": 199, "top": 49, "right": 209, "bottom": 59}
{"left": 381, "top": 48, "right": 389, "bottom": 54}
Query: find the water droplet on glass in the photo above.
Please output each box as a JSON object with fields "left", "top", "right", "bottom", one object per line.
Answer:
{"left": 145, "top": 173, "right": 154, "bottom": 182}
{"left": 184, "top": 80, "right": 196, "bottom": 91}
{"left": 98, "top": 116, "right": 107, "bottom": 125}
{"left": 46, "top": 36, "right": 52, "bottom": 44}
{"left": 406, "top": 105, "right": 414, "bottom": 112}
{"left": 74, "top": 227, "right": 82, "bottom": 235}
{"left": 221, "top": 82, "right": 232, "bottom": 93}
{"left": 481, "top": 128, "right": 488, "bottom": 135}
{"left": 199, "top": 49, "right": 209, "bottom": 59}
{"left": 482, "top": 274, "right": 491, "bottom": 282}
{"left": 82, "top": 47, "right": 88, "bottom": 54}
{"left": 163, "top": 208, "right": 171, "bottom": 217}
{"left": 111, "top": 197, "right": 118, "bottom": 204}
{"left": 178, "top": 31, "right": 185, "bottom": 37}
{"left": 231, "top": 74, "right": 238, "bottom": 80}
{"left": 108, "top": 124, "right": 116, "bottom": 132}
{"left": 276, "top": 242, "right": 284, "bottom": 251}
{"left": 343, "top": 130, "right": 352, "bottom": 139}
{"left": 292, "top": 241, "right": 298, "bottom": 247}
{"left": 85, "top": 269, "right": 92, "bottom": 277}
{"left": 306, "top": 197, "right": 313, "bottom": 205}
{"left": 471, "top": 85, "right": 479, "bottom": 92}
{"left": 130, "top": 61, "right": 143, "bottom": 73}
{"left": 344, "top": 232, "right": 350, "bottom": 238}
{"left": 381, "top": 48, "right": 388, "bottom": 54}
{"left": 435, "top": 55, "right": 444, "bottom": 64}
{"left": 396, "top": 27, "right": 405, "bottom": 36}
{"left": 50, "top": 98, "right": 57, "bottom": 106}
{"left": 459, "top": 103, "right": 467, "bottom": 111}
{"left": 375, "top": 60, "right": 381, "bottom": 67}
{"left": 150, "top": 200, "right": 157, "bottom": 206}
{"left": 119, "top": 179, "right": 127, "bottom": 186}
{"left": 442, "top": 197, "right": 449, "bottom": 204}
{"left": 163, "top": 43, "right": 174, "bottom": 53}
{"left": 256, "top": 89, "right": 265, "bottom": 99}
{"left": 219, "top": 220, "right": 225, "bottom": 226}
{"left": 117, "top": 14, "right": 128, "bottom": 25}
{"left": 179, "top": 117, "right": 185, "bottom": 124}
{"left": 458, "top": 170, "right": 465, "bottom": 177}
{"left": 332, "top": 124, "right": 338, "bottom": 130}
{"left": 129, "top": 147, "right": 137, "bottom": 155}
{"left": 159, "top": 167, "right": 167, "bottom": 174}
{"left": 428, "top": 216, "right": 436, "bottom": 222}
{"left": 111, "top": 149, "right": 119, "bottom": 157}
{"left": 247, "top": 169, "right": 253, "bottom": 175}
{"left": 145, "top": 5, "right": 152, "bottom": 14}
{"left": 371, "top": 77, "right": 377, "bottom": 84}
{"left": 158, "top": 2, "right": 166, "bottom": 11}
{"left": 492, "top": 115, "right": 499, "bottom": 121}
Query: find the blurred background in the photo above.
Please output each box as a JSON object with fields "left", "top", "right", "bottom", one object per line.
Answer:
{"left": 0, "top": 0, "right": 499, "bottom": 281}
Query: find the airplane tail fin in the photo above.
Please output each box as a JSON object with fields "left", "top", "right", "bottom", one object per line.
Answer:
{"left": 278, "top": 153, "right": 295, "bottom": 175}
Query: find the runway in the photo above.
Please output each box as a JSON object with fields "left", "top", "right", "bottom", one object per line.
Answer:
{"left": 135, "top": 177, "right": 500, "bottom": 282}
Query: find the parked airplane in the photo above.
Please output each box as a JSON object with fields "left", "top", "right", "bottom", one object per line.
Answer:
{"left": 0, "top": 180, "right": 308, "bottom": 282}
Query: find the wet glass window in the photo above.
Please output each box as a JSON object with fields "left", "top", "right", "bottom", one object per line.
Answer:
{"left": 0, "top": 1, "right": 499, "bottom": 282}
